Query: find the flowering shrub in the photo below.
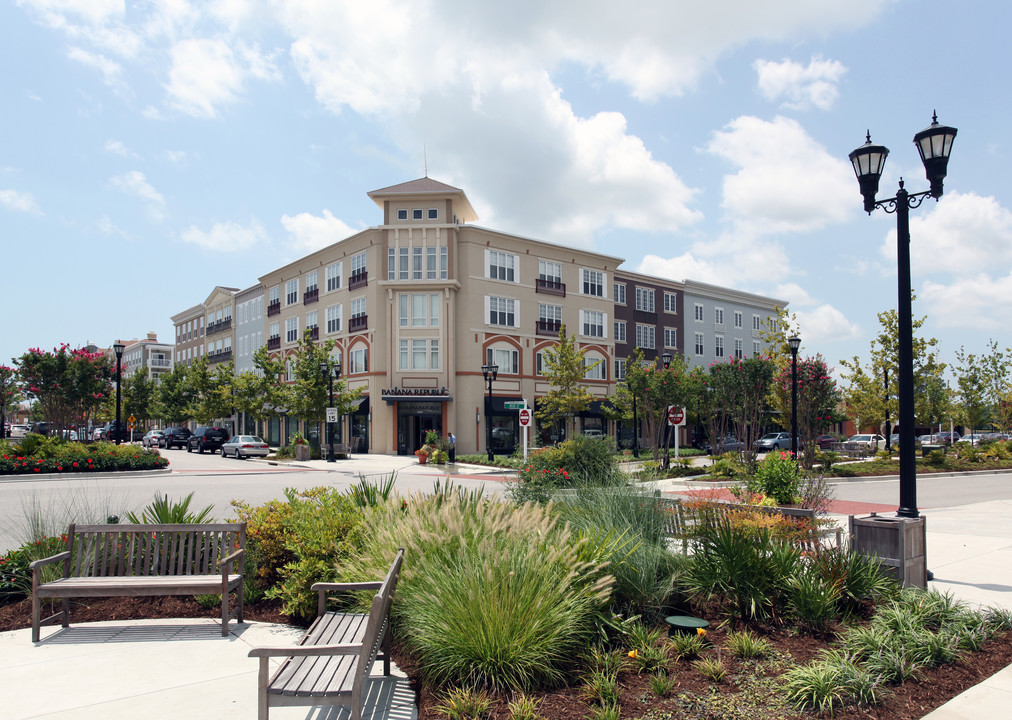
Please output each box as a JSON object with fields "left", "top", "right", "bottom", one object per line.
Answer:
{"left": 0, "top": 535, "right": 68, "bottom": 605}
{"left": 748, "top": 450, "right": 802, "bottom": 505}
{"left": 0, "top": 441, "right": 169, "bottom": 475}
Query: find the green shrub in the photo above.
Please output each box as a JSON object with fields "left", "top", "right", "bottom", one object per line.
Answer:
{"left": 667, "top": 631, "right": 705, "bottom": 660}
{"left": 0, "top": 535, "right": 68, "bottom": 605}
{"left": 925, "top": 449, "right": 947, "bottom": 466}
{"left": 648, "top": 671, "right": 677, "bottom": 697}
{"left": 581, "top": 670, "right": 619, "bottom": 706}
{"left": 125, "top": 492, "right": 214, "bottom": 524}
{"left": 783, "top": 651, "right": 885, "bottom": 713}
{"left": 694, "top": 655, "right": 727, "bottom": 682}
{"left": 506, "top": 694, "right": 543, "bottom": 720}
{"left": 342, "top": 492, "right": 613, "bottom": 692}
{"left": 747, "top": 450, "right": 801, "bottom": 504}
{"left": 507, "top": 435, "right": 624, "bottom": 504}
{"left": 725, "top": 629, "right": 772, "bottom": 659}
{"left": 812, "top": 547, "right": 898, "bottom": 614}
{"left": 435, "top": 686, "right": 493, "bottom": 720}
{"left": 0, "top": 441, "right": 169, "bottom": 475}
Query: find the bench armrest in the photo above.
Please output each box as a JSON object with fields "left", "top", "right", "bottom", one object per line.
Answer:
{"left": 311, "top": 581, "right": 382, "bottom": 592}
{"left": 29, "top": 551, "right": 70, "bottom": 573}
{"left": 249, "top": 643, "right": 363, "bottom": 659}
{"left": 220, "top": 547, "right": 245, "bottom": 575}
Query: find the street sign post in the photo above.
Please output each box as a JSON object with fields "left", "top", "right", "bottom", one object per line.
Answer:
{"left": 667, "top": 406, "right": 685, "bottom": 463}
{"left": 326, "top": 408, "right": 339, "bottom": 423}
{"left": 504, "top": 401, "right": 526, "bottom": 410}
{"left": 518, "top": 408, "right": 531, "bottom": 427}
{"left": 515, "top": 402, "right": 530, "bottom": 460}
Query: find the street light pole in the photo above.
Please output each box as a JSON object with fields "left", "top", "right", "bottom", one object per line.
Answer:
{"left": 789, "top": 336, "right": 801, "bottom": 456}
{"left": 481, "top": 363, "right": 498, "bottom": 463}
{"left": 850, "top": 113, "right": 957, "bottom": 519}
{"left": 113, "top": 342, "right": 125, "bottom": 446}
{"left": 661, "top": 352, "right": 673, "bottom": 469}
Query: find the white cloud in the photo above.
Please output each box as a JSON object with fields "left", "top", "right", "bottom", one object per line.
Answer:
{"left": 922, "top": 273, "right": 1012, "bottom": 332}
{"left": 795, "top": 305, "right": 862, "bottom": 345}
{"left": 104, "top": 139, "right": 137, "bottom": 158}
{"left": 281, "top": 209, "right": 356, "bottom": 253}
{"left": 66, "top": 46, "right": 122, "bottom": 86}
{"left": 0, "top": 189, "right": 43, "bottom": 215}
{"left": 164, "top": 37, "right": 281, "bottom": 118}
{"left": 775, "top": 282, "right": 815, "bottom": 307}
{"left": 706, "top": 115, "right": 855, "bottom": 236}
{"left": 754, "top": 55, "right": 847, "bottom": 111}
{"left": 109, "top": 170, "right": 165, "bottom": 220}
{"left": 180, "top": 218, "right": 266, "bottom": 250}
{"left": 96, "top": 214, "right": 130, "bottom": 238}
{"left": 165, "top": 149, "right": 188, "bottom": 165}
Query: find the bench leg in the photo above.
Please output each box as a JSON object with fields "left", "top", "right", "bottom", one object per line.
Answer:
{"left": 237, "top": 583, "right": 245, "bottom": 624}
{"left": 31, "top": 594, "right": 40, "bottom": 643}
{"left": 62, "top": 598, "right": 70, "bottom": 628}
{"left": 221, "top": 593, "right": 229, "bottom": 637}
{"left": 257, "top": 657, "right": 270, "bottom": 720}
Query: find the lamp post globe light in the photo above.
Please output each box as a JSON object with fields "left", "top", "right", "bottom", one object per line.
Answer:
{"left": 788, "top": 336, "right": 801, "bottom": 456}
{"left": 481, "top": 363, "right": 498, "bottom": 463}
{"left": 849, "top": 113, "right": 957, "bottom": 520}
{"left": 113, "top": 341, "right": 125, "bottom": 446}
{"left": 660, "top": 352, "right": 673, "bottom": 469}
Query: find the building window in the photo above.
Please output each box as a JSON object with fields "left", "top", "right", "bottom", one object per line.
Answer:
{"left": 663, "top": 292, "right": 677, "bottom": 313}
{"left": 486, "top": 347, "right": 519, "bottom": 375}
{"left": 351, "top": 252, "right": 367, "bottom": 278}
{"left": 615, "top": 358, "right": 626, "bottom": 380}
{"left": 538, "top": 260, "right": 562, "bottom": 283}
{"left": 349, "top": 346, "right": 368, "bottom": 374}
{"left": 734, "top": 338, "right": 744, "bottom": 359}
{"left": 285, "top": 279, "right": 299, "bottom": 306}
{"left": 399, "top": 339, "right": 439, "bottom": 370}
{"left": 664, "top": 328, "right": 677, "bottom": 349}
{"left": 269, "top": 321, "right": 279, "bottom": 338}
{"left": 734, "top": 311, "right": 742, "bottom": 329}
{"left": 398, "top": 247, "right": 409, "bottom": 280}
{"left": 413, "top": 247, "right": 423, "bottom": 279}
{"left": 715, "top": 307, "right": 724, "bottom": 325}
{"left": 351, "top": 297, "right": 366, "bottom": 319}
{"left": 397, "top": 209, "right": 408, "bottom": 220}
{"left": 426, "top": 246, "right": 437, "bottom": 279}
{"left": 753, "top": 314, "right": 762, "bottom": 331}
{"left": 412, "top": 208, "right": 423, "bottom": 220}
{"left": 753, "top": 340, "right": 761, "bottom": 356}
{"left": 715, "top": 335, "right": 724, "bottom": 358}
{"left": 285, "top": 317, "right": 299, "bottom": 343}
{"left": 694, "top": 303, "right": 704, "bottom": 322}
{"left": 326, "top": 262, "right": 342, "bottom": 292}
{"left": 306, "top": 271, "right": 318, "bottom": 293}
{"left": 286, "top": 360, "right": 295, "bottom": 382}
{"left": 536, "top": 351, "right": 547, "bottom": 376}
{"left": 326, "top": 304, "right": 341, "bottom": 334}
{"left": 584, "top": 355, "right": 605, "bottom": 380}
{"left": 440, "top": 246, "right": 448, "bottom": 279}
{"left": 614, "top": 321, "right": 627, "bottom": 343}
{"left": 399, "top": 293, "right": 440, "bottom": 327}
{"left": 488, "top": 250, "right": 517, "bottom": 282}
{"left": 695, "top": 332, "right": 704, "bottom": 356}
{"left": 581, "top": 269, "right": 605, "bottom": 297}
{"left": 635, "top": 287, "right": 655, "bottom": 313}
{"left": 539, "top": 303, "right": 562, "bottom": 324}
{"left": 305, "top": 310, "right": 318, "bottom": 330}
{"left": 581, "top": 310, "right": 606, "bottom": 338}
{"left": 614, "top": 283, "right": 626, "bottom": 305}
{"left": 635, "top": 324, "right": 655, "bottom": 349}
{"left": 428, "top": 208, "right": 438, "bottom": 220}
{"left": 488, "top": 296, "right": 516, "bottom": 327}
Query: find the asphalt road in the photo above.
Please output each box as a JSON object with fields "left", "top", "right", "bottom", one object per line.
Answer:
{"left": 0, "top": 446, "right": 510, "bottom": 554}
{"left": 828, "top": 468, "right": 1012, "bottom": 509}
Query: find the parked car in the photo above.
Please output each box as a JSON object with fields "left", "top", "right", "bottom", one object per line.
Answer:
{"left": 161, "top": 426, "right": 192, "bottom": 450}
{"left": 815, "top": 434, "right": 836, "bottom": 450}
{"left": 30, "top": 422, "right": 51, "bottom": 436}
{"left": 187, "top": 427, "right": 230, "bottom": 454}
{"left": 582, "top": 428, "right": 606, "bottom": 438}
{"left": 141, "top": 430, "right": 164, "bottom": 448}
{"left": 846, "top": 434, "right": 887, "bottom": 451}
{"left": 9, "top": 424, "right": 31, "bottom": 439}
{"left": 754, "top": 432, "right": 794, "bottom": 452}
{"left": 709, "top": 435, "right": 745, "bottom": 453}
{"left": 918, "top": 433, "right": 935, "bottom": 445}
{"left": 101, "top": 421, "right": 132, "bottom": 443}
{"left": 221, "top": 435, "right": 270, "bottom": 459}
{"left": 932, "top": 431, "right": 961, "bottom": 446}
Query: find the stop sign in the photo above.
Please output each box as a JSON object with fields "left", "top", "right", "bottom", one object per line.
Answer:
{"left": 667, "top": 406, "right": 685, "bottom": 426}
{"left": 519, "top": 408, "right": 531, "bottom": 427}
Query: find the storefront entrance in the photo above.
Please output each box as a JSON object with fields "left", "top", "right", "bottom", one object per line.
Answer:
{"left": 396, "top": 401, "right": 443, "bottom": 455}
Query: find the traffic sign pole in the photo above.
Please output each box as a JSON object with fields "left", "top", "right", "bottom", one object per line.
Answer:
{"left": 518, "top": 404, "right": 530, "bottom": 461}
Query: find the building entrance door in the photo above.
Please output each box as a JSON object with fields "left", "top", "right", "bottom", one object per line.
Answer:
{"left": 396, "top": 401, "right": 443, "bottom": 455}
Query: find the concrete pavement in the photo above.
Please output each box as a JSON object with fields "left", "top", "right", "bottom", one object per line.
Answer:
{"left": 2, "top": 457, "right": 1011, "bottom": 719}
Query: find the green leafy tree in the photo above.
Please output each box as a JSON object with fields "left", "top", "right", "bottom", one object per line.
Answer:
{"left": 758, "top": 305, "right": 802, "bottom": 419}
{"left": 123, "top": 371, "right": 157, "bottom": 426}
{"left": 774, "top": 356, "right": 840, "bottom": 468}
{"left": 720, "top": 356, "right": 777, "bottom": 467}
{"left": 16, "top": 344, "right": 113, "bottom": 436}
{"left": 535, "top": 324, "right": 599, "bottom": 438}
{"left": 0, "top": 364, "right": 21, "bottom": 438}
{"left": 286, "top": 330, "right": 338, "bottom": 427}
{"left": 184, "top": 356, "right": 234, "bottom": 424}
{"left": 638, "top": 352, "right": 697, "bottom": 462}
{"left": 155, "top": 363, "right": 193, "bottom": 425}
{"left": 982, "top": 339, "right": 1012, "bottom": 433}
{"left": 953, "top": 346, "right": 990, "bottom": 437}
{"left": 250, "top": 346, "right": 292, "bottom": 424}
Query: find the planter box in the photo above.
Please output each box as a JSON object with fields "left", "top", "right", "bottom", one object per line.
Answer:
{"left": 295, "top": 444, "right": 311, "bottom": 462}
{"left": 848, "top": 513, "right": 926, "bottom": 588}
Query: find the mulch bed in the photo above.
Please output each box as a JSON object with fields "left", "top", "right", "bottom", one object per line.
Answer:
{"left": 2, "top": 597, "right": 1010, "bottom": 720}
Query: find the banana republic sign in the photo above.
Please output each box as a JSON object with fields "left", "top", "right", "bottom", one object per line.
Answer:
{"left": 381, "top": 387, "right": 451, "bottom": 404}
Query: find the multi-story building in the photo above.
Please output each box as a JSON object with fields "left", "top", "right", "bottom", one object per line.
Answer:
{"left": 682, "top": 280, "right": 785, "bottom": 370}
{"left": 120, "top": 332, "right": 173, "bottom": 381}
{"left": 171, "top": 176, "right": 787, "bottom": 456}
{"left": 171, "top": 304, "right": 205, "bottom": 367}
{"left": 204, "top": 286, "right": 238, "bottom": 366}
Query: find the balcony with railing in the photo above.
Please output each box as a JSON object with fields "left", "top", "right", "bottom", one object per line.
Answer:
{"left": 536, "top": 319, "right": 561, "bottom": 337}
{"left": 208, "top": 349, "right": 232, "bottom": 364}
{"left": 349, "top": 271, "right": 368, "bottom": 290}
{"left": 303, "top": 287, "right": 319, "bottom": 305}
{"left": 535, "top": 278, "right": 566, "bottom": 297}
{"left": 307, "top": 326, "right": 320, "bottom": 341}
{"left": 267, "top": 335, "right": 281, "bottom": 350}
{"left": 349, "top": 314, "right": 368, "bottom": 333}
{"left": 205, "top": 318, "right": 233, "bottom": 336}
{"left": 149, "top": 358, "right": 172, "bottom": 368}
{"left": 267, "top": 300, "right": 281, "bottom": 317}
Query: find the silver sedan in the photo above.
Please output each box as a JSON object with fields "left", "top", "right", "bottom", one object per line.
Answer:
{"left": 221, "top": 435, "right": 270, "bottom": 459}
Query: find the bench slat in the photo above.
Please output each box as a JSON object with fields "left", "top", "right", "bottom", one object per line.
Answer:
{"left": 272, "top": 613, "right": 369, "bottom": 696}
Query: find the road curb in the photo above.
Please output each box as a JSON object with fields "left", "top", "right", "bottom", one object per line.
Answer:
{"left": 0, "top": 467, "right": 173, "bottom": 483}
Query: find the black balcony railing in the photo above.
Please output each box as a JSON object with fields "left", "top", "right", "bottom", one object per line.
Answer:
{"left": 307, "top": 326, "right": 319, "bottom": 341}
{"left": 267, "top": 336, "right": 281, "bottom": 350}
{"left": 267, "top": 301, "right": 281, "bottom": 317}
{"left": 349, "top": 271, "right": 368, "bottom": 290}
{"left": 349, "top": 315, "right": 368, "bottom": 332}
{"left": 208, "top": 349, "right": 232, "bottom": 364}
{"left": 536, "top": 278, "right": 566, "bottom": 297}
{"left": 303, "top": 287, "right": 319, "bottom": 305}
{"left": 536, "top": 319, "right": 561, "bottom": 336}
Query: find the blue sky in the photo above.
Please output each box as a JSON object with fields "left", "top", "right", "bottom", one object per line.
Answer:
{"left": 3, "top": 0, "right": 1011, "bottom": 383}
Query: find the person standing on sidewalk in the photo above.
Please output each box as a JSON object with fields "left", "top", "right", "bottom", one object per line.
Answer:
{"left": 448, "top": 431, "right": 456, "bottom": 463}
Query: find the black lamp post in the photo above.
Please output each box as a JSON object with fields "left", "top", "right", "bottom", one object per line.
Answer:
{"left": 319, "top": 360, "right": 341, "bottom": 463}
{"left": 481, "top": 363, "right": 498, "bottom": 463}
{"left": 850, "top": 112, "right": 957, "bottom": 519}
{"left": 113, "top": 341, "right": 125, "bottom": 445}
{"left": 660, "top": 352, "right": 673, "bottom": 469}
{"left": 631, "top": 381, "right": 640, "bottom": 459}
{"left": 788, "top": 336, "right": 801, "bottom": 456}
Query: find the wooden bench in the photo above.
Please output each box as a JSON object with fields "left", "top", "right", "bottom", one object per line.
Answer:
{"left": 30, "top": 522, "right": 245, "bottom": 642}
{"left": 249, "top": 548, "right": 404, "bottom": 720}
{"left": 321, "top": 443, "right": 351, "bottom": 460}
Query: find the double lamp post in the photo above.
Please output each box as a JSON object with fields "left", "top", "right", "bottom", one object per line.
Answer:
{"left": 319, "top": 359, "right": 342, "bottom": 463}
{"left": 481, "top": 363, "right": 498, "bottom": 463}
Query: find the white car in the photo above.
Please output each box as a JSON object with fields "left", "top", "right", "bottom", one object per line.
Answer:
{"left": 582, "top": 428, "right": 606, "bottom": 438}
{"left": 221, "top": 435, "right": 270, "bottom": 459}
{"left": 847, "top": 434, "right": 886, "bottom": 451}
{"left": 9, "top": 424, "right": 31, "bottom": 439}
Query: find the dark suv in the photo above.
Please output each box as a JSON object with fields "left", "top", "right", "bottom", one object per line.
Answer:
{"left": 187, "top": 427, "right": 229, "bottom": 454}
{"left": 161, "top": 426, "right": 192, "bottom": 450}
